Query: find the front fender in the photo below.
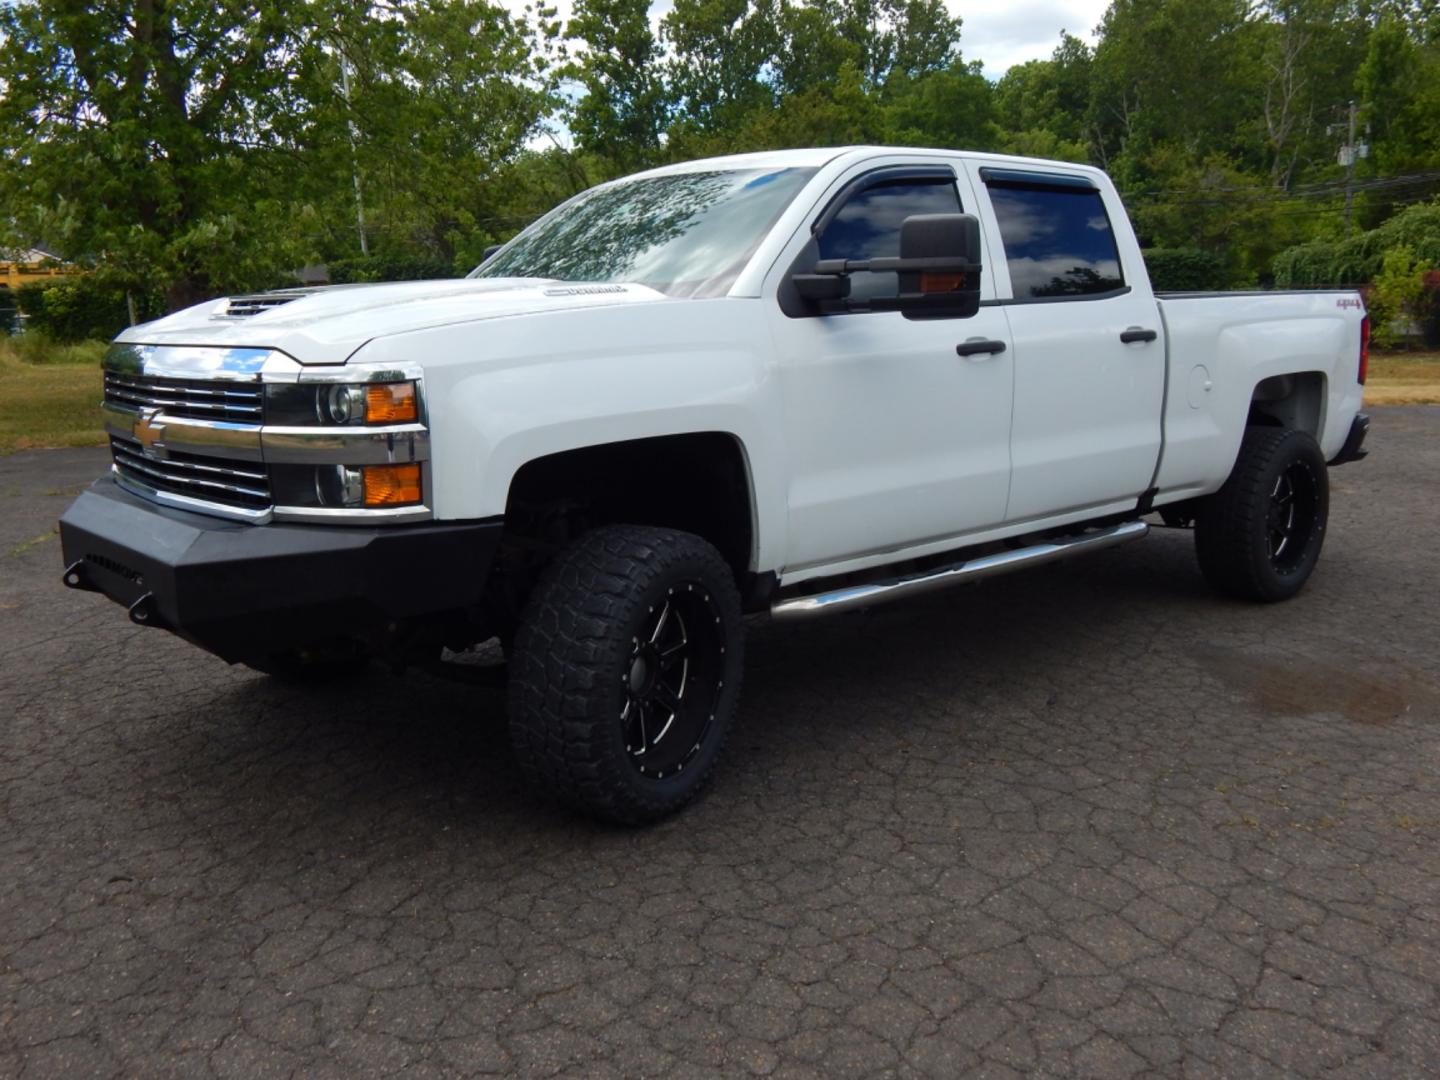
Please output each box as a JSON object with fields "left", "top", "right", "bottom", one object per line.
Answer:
{"left": 351, "top": 299, "right": 788, "bottom": 574}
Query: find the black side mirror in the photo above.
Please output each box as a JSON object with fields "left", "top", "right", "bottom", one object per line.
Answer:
{"left": 894, "top": 214, "right": 982, "bottom": 319}
{"left": 481, "top": 243, "right": 502, "bottom": 264}
{"left": 796, "top": 213, "right": 983, "bottom": 318}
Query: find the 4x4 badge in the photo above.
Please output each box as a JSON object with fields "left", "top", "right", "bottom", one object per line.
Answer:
{"left": 132, "top": 408, "right": 167, "bottom": 456}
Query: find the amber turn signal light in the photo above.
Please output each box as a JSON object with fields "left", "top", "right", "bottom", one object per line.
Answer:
{"left": 362, "top": 463, "right": 422, "bottom": 506}
{"left": 365, "top": 382, "right": 418, "bottom": 424}
{"left": 921, "top": 272, "right": 966, "bottom": 294}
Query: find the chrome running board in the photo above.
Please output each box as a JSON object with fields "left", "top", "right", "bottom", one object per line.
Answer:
{"left": 771, "top": 520, "right": 1149, "bottom": 621}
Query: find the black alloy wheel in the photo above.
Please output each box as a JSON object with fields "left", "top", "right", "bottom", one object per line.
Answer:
{"left": 622, "top": 583, "right": 727, "bottom": 780}
{"left": 1265, "top": 459, "right": 1320, "bottom": 572}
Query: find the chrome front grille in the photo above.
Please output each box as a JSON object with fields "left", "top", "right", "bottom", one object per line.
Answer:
{"left": 100, "top": 344, "right": 431, "bottom": 524}
{"left": 110, "top": 436, "right": 271, "bottom": 511}
{"left": 104, "top": 372, "right": 263, "bottom": 423}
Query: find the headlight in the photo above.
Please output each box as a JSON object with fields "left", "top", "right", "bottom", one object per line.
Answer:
{"left": 266, "top": 381, "right": 419, "bottom": 426}
{"left": 272, "top": 463, "right": 424, "bottom": 509}
{"left": 318, "top": 464, "right": 365, "bottom": 506}
{"left": 323, "top": 385, "right": 366, "bottom": 424}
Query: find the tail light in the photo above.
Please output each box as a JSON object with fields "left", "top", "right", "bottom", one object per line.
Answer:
{"left": 1358, "top": 316, "right": 1370, "bottom": 385}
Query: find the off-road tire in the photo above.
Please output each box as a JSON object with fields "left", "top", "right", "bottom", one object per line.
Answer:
{"left": 1195, "top": 425, "right": 1329, "bottom": 602}
{"left": 507, "top": 525, "right": 744, "bottom": 824}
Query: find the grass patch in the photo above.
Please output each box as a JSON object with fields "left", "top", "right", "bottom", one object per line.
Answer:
{"left": 0, "top": 335, "right": 106, "bottom": 454}
{"left": 1367, "top": 351, "right": 1440, "bottom": 405}
{"left": 6, "top": 333, "right": 107, "bottom": 367}
{"left": 7, "top": 526, "right": 59, "bottom": 559}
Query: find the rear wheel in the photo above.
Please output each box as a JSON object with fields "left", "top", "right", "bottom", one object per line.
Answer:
{"left": 507, "top": 525, "right": 744, "bottom": 824}
{"left": 1194, "top": 426, "right": 1329, "bottom": 602}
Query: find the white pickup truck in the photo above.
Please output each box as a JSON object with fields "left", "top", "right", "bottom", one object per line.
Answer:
{"left": 60, "top": 146, "right": 1370, "bottom": 823}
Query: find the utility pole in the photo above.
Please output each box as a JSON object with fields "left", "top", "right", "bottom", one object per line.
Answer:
{"left": 1343, "top": 100, "right": 1357, "bottom": 232}
{"left": 1332, "top": 100, "right": 1370, "bottom": 233}
{"left": 339, "top": 55, "right": 369, "bottom": 256}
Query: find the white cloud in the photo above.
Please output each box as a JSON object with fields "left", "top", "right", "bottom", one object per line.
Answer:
{"left": 949, "top": 0, "right": 1112, "bottom": 79}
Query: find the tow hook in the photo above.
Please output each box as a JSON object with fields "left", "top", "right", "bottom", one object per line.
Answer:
{"left": 62, "top": 560, "right": 100, "bottom": 593}
{"left": 127, "top": 593, "right": 164, "bottom": 628}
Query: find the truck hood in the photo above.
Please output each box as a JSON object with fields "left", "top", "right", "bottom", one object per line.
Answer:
{"left": 115, "top": 278, "right": 670, "bottom": 365}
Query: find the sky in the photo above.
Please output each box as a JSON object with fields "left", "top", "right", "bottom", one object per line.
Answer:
{"left": 951, "top": 0, "right": 1112, "bottom": 79}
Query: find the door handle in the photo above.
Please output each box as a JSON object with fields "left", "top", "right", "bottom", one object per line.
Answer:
{"left": 956, "top": 339, "right": 1007, "bottom": 357}
{"left": 1120, "top": 327, "right": 1158, "bottom": 344}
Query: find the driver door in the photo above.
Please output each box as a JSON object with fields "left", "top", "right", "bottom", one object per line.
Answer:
{"left": 767, "top": 162, "right": 1015, "bottom": 575}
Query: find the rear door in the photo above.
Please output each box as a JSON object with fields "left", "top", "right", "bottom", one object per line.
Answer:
{"left": 964, "top": 165, "right": 1165, "bottom": 522}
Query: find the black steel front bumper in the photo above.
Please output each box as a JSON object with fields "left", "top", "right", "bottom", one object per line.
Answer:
{"left": 1329, "top": 412, "right": 1370, "bottom": 466}
{"left": 59, "top": 476, "right": 503, "bottom": 664}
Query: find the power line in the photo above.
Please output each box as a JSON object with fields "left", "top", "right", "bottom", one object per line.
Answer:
{"left": 1123, "top": 173, "right": 1440, "bottom": 211}
{"left": 1127, "top": 192, "right": 1438, "bottom": 223}
{"left": 1119, "top": 169, "right": 1440, "bottom": 206}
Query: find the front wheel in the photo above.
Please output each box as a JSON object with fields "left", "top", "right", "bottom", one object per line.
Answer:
{"left": 507, "top": 525, "right": 744, "bottom": 824}
{"left": 1194, "top": 426, "right": 1329, "bottom": 602}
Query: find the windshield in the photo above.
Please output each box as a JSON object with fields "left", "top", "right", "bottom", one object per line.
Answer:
{"left": 471, "top": 167, "right": 817, "bottom": 298}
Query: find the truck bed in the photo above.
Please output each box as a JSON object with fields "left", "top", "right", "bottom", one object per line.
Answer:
{"left": 1152, "top": 289, "right": 1365, "bottom": 500}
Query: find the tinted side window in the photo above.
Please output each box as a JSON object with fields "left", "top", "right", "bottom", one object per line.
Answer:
{"left": 987, "top": 183, "right": 1124, "bottom": 299}
{"left": 818, "top": 179, "right": 962, "bottom": 301}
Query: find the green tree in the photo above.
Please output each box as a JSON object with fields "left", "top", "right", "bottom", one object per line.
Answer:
{"left": 722, "top": 61, "right": 890, "bottom": 150}
{"left": 1368, "top": 244, "right": 1427, "bottom": 347}
{"left": 1124, "top": 150, "right": 1309, "bottom": 284}
{"left": 0, "top": 0, "right": 324, "bottom": 310}
{"left": 994, "top": 32, "right": 1093, "bottom": 152}
{"left": 1356, "top": 13, "right": 1440, "bottom": 175}
{"left": 1088, "top": 0, "right": 1261, "bottom": 177}
{"left": 661, "top": 0, "right": 782, "bottom": 134}
{"left": 1272, "top": 200, "right": 1440, "bottom": 285}
{"left": 773, "top": 0, "right": 869, "bottom": 96}
{"left": 323, "top": 1, "right": 556, "bottom": 267}
{"left": 565, "top": 0, "right": 670, "bottom": 170}
{"left": 773, "top": 0, "right": 960, "bottom": 95}
{"left": 884, "top": 0, "right": 964, "bottom": 84}
{"left": 883, "top": 61, "right": 997, "bottom": 151}
{"left": 1253, "top": 0, "right": 1365, "bottom": 188}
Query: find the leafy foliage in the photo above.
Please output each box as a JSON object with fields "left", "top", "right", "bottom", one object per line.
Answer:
{"left": 0, "top": 1, "right": 325, "bottom": 311}
{"left": 1272, "top": 201, "right": 1440, "bottom": 286}
{"left": 1142, "top": 249, "right": 1229, "bottom": 292}
{"left": 322, "top": 1, "right": 556, "bottom": 263}
{"left": 13, "top": 279, "right": 154, "bottom": 343}
{"left": 326, "top": 256, "right": 461, "bottom": 284}
{"left": 2, "top": 0, "right": 1439, "bottom": 331}
{"left": 565, "top": 0, "right": 668, "bottom": 170}
{"left": 1368, "top": 245, "right": 1428, "bottom": 347}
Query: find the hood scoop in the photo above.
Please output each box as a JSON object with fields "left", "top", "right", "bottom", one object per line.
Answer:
{"left": 219, "top": 289, "right": 320, "bottom": 319}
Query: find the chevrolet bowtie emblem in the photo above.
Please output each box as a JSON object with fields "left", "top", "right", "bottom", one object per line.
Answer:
{"left": 132, "top": 408, "right": 167, "bottom": 454}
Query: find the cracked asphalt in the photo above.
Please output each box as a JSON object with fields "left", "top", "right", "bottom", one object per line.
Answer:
{"left": 2, "top": 408, "right": 1438, "bottom": 1078}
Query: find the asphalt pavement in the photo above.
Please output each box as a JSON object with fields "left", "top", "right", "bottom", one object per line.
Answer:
{"left": 2, "top": 409, "right": 1438, "bottom": 1078}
